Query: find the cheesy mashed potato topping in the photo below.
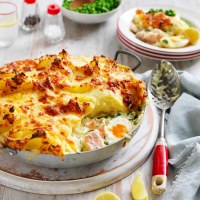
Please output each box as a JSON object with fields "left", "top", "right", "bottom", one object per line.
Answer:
{"left": 0, "top": 50, "right": 147, "bottom": 156}
{"left": 130, "top": 9, "right": 200, "bottom": 48}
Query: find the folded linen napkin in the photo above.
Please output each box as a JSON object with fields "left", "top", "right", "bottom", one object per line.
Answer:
{"left": 138, "top": 71, "right": 200, "bottom": 200}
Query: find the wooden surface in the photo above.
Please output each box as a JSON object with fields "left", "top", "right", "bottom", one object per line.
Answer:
{"left": 0, "top": 0, "right": 200, "bottom": 199}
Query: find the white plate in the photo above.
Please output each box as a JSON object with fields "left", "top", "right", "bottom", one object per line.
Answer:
{"left": 118, "top": 26, "right": 200, "bottom": 56}
{"left": 117, "top": 30, "right": 200, "bottom": 61}
{"left": 117, "top": 31, "right": 200, "bottom": 61}
{"left": 117, "top": 28, "right": 200, "bottom": 58}
{"left": 118, "top": 6, "right": 200, "bottom": 54}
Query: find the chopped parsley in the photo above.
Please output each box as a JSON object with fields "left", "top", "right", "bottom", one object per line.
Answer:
{"left": 128, "top": 111, "right": 136, "bottom": 121}
{"left": 162, "top": 39, "right": 169, "bottom": 44}
{"left": 145, "top": 28, "right": 151, "bottom": 32}
{"left": 113, "top": 112, "right": 121, "bottom": 117}
{"left": 97, "top": 112, "right": 121, "bottom": 119}
{"left": 104, "top": 141, "right": 109, "bottom": 145}
{"left": 147, "top": 8, "right": 163, "bottom": 14}
{"left": 97, "top": 114, "right": 109, "bottom": 119}
{"left": 165, "top": 9, "right": 176, "bottom": 16}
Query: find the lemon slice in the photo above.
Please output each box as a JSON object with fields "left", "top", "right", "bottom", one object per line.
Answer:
{"left": 131, "top": 172, "right": 148, "bottom": 200}
{"left": 181, "top": 27, "right": 200, "bottom": 45}
{"left": 93, "top": 191, "right": 120, "bottom": 200}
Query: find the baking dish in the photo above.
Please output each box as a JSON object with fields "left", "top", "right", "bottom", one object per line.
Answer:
{"left": 1, "top": 50, "right": 145, "bottom": 168}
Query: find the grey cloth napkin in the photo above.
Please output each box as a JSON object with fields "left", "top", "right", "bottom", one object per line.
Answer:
{"left": 137, "top": 71, "right": 200, "bottom": 200}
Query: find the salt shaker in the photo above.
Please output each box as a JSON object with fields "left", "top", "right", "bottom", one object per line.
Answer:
{"left": 43, "top": 4, "right": 65, "bottom": 44}
{"left": 21, "top": 0, "right": 41, "bottom": 31}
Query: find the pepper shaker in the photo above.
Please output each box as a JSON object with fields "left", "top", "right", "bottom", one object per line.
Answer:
{"left": 43, "top": 4, "right": 65, "bottom": 44}
{"left": 21, "top": 0, "right": 41, "bottom": 31}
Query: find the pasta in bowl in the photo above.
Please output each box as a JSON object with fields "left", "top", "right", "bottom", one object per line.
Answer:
{"left": 0, "top": 50, "right": 147, "bottom": 167}
{"left": 130, "top": 8, "right": 200, "bottom": 48}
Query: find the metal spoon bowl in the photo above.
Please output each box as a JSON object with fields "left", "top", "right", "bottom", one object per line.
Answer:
{"left": 148, "top": 60, "right": 181, "bottom": 195}
{"left": 149, "top": 60, "right": 181, "bottom": 110}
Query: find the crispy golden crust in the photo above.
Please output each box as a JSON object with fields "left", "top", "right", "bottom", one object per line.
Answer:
{"left": 135, "top": 9, "right": 172, "bottom": 30}
{"left": 0, "top": 50, "right": 147, "bottom": 156}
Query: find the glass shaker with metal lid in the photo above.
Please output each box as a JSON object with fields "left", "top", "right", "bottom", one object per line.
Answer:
{"left": 43, "top": 4, "right": 65, "bottom": 43}
{"left": 21, "top": 0, "right": 41, "bottom": 31}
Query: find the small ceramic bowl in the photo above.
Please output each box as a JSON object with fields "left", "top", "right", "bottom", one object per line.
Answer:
{"left": 61, "top": 0, "right": 122, "bottom": 24}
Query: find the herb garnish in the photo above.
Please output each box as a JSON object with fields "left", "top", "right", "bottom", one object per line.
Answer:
{"left": 165, "top": 9, "right": 176, "bottom": 16}
{"left": 146, "top": 8, "right": 176, "bottom": 17}
{"left": 162, "top": 39, "right": 169, "bottom": 44}
{"left": 147, "top": 8, "right": 163, "bottom": 14}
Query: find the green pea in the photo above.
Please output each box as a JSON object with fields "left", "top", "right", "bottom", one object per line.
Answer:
{"left": 62, "top": 0, "right": 120, "bottom": 14}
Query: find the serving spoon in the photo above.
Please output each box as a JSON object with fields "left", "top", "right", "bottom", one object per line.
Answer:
{"left": 69, "top": 0, "right": 94, "bottom": 9}
{"left": 148, "top": 60, "right": 181, "bottom": 195}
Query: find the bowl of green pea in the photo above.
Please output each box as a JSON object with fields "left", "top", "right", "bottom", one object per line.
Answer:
{"left": 62, "top": 0, "right": 122, "bottom": 24}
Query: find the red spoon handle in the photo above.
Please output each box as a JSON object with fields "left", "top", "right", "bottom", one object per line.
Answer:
{"left": 152, "top": 138, "right": 169, "bottom": 194}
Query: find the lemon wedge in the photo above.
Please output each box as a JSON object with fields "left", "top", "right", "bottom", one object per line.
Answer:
{"left": 131, "top": 172, "right": 148, "bottom": 200}
{"left": 93, "top": 191, "right": 120, "bottom": 200}
{"left": 181, "top": 27, "right": 200, "bottom": 45}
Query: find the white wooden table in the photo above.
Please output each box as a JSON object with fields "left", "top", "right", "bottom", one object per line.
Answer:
{"left": 0, "top": 0, "right": 200, "bottom": 199}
